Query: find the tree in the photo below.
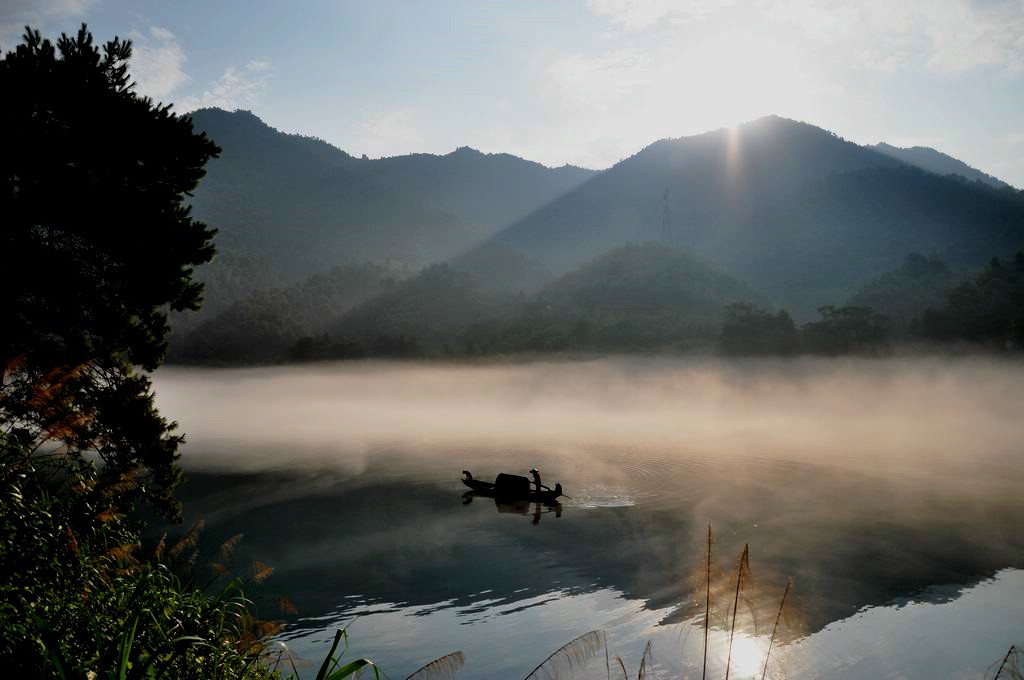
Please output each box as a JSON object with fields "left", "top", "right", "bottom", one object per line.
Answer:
{"left": 801, "top": 305, "right": 890, "bottom": 356}
{"left": 911, "top": 252, "right": 1024, "bottom": 350}
{"left": 719, "top": 302, "right": 799, "bottom": 356}
{"left": 0, "top": 26, "right": 220, "bottom": 517}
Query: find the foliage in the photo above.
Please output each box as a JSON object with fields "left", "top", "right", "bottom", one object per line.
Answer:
{"left": 911, "top": 253, "right": 1024, "bottom": 350}
{"left": 719, "top": 302, "right": 799, "bottom": 356}
{"left": 0, "top": 26, "right": 219, "bottom": 516}
{"left": 847, "top": 252, "right": 960, "bottom": 335}
{"left": 503, "top": 242, "right": 762, "bottom": 352}
{"left": 0, "top": 436, "right": 282, "bottom": 679}
{"left": 801, "top": 305, "right": 891, "bottom": 356}
{"left": 171, "top": 261, "right": 410, "bottom": 364}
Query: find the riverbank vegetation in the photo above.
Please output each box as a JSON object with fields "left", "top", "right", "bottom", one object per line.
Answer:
{"left": 0, "top": 25, "right": 302, "bottom": 678}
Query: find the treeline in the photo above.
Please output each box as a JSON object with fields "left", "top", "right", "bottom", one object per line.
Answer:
{"left": 170, "top": 260, "right": 411, "bottom": 364}
{"left": 177, "top": 243, "right": 765, "bottom": 362}
{"left": 722, "top": 252, "right": 1024, "bottom": 356}
{"left": 169, "top": 246, "right": 1024, "bottom": 363}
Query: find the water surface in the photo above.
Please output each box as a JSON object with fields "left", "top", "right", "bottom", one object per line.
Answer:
{"left": 154, "top": 358, "right": 1024, "bottom": 679}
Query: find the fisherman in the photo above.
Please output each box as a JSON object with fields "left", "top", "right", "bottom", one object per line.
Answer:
{"left": 529, "top": 467, "right": 544, "bottom": 493}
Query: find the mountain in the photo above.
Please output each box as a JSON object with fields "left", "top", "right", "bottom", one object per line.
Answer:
{"left": 186, "top": 107, "right": 595, "bottom": 281}
{"left": 505, "top": 242, "right": 762, "bottom": 351}
{"left": 311, "top": 242, "right": 760, "bottom": 359}
{"left": 477, "top": 116, "right": 1024, "bottom": 318}
{"left": 872, "top": 142, "right": 1011, "bottom": 189}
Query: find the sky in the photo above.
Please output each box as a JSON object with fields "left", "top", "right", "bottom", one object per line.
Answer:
{"left": 2, "top": 0, "right": 1023, "bottom": 186}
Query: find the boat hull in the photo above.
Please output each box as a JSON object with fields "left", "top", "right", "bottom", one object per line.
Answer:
{"left": 461, "top": 477, "right": 562, "bottom": 504}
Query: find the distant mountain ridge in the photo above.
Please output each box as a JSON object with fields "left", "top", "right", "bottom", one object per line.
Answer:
{"left": 168, "top": 110, "right": 1024, "bottom": 360}
{"left": 871, "top": 142, "right": 1010, "bottom": 189}
{"left": 475, "top": 115, "right": 1024, "bottom": 317}
{"left": 186, "top": 108, "right": 596, "bottom": 281}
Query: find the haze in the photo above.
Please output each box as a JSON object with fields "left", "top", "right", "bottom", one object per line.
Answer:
{"left": 155, "top": 357, "right": 1023, "bottom": 483}
{"left": 4, "top": 1, "right": 1022, "bottom": 185}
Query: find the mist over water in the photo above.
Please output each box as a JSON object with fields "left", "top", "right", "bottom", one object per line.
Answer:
{"left": 152, "top": 358, "right": 1024, "bottom": 679}
{"left": 158, "top": 356, "right": 1022, "bottom": 469}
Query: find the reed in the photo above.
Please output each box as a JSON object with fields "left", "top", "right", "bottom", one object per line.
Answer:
{"left": 724, "top": 544, "right": 752, "bottom": 680}
{"left": 637, "top": 640, "right": 654, "bottom": 680}
{"left": 406, "top": 651, "right": 465, "bottom": 680}
{"left": 523, "top": 630, "right": 605, "bottom": 680}
{"left": 760, "top": 578, "right": 792, "bottom": 680}
{"left": 612, "top": 655, "right": 628, "bottom": 680}
{"left": 702, "top": 524, "right": 712, "bottom": 680}
{"left": 990, "top": 645, "right": 1024, "bottom": 680}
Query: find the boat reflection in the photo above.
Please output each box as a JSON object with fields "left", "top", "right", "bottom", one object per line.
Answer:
{"left": 462, "top": 491, "right": 563, "bottom": 524}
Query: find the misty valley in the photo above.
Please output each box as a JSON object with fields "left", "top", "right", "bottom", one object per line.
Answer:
{"left": 5, "top": 13, "right": 1024, "bottom": 680}
{"left": 152, "top": 359, "right": 1024, "bottom": 679}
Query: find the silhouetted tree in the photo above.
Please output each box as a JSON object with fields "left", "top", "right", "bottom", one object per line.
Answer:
{"left": 801, "top": 305, "right": 890, "bottom": 356}
{"left": 719, "top": 302, "right": 799, "bottom": 356}
{"left": 0, "top": 26, "right": 220, "bottom": 517}
{"left": 912, "top": 252, "right": 1024, "bottom": 350}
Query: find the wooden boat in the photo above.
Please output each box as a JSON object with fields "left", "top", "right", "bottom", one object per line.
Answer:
{"left": 461, "top": 470, "right": 563, "bottom": 503}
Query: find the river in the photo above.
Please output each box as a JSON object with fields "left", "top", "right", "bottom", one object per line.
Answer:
{"left": 153, "top": 357, "right": 1024, "bottom": 679}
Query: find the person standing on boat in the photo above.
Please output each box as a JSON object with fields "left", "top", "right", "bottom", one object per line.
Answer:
{"left": 529, "top": 467, "right": 543, "bottom": 493}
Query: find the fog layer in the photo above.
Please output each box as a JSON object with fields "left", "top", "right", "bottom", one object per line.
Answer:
{"left": 154, "top": 357, "right": 1023, "bottom": 481}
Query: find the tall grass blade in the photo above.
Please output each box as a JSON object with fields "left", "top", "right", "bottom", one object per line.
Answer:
{"left": 116, "top": 613, "right": 139, "bottom": 680}
{"left": 702, "top": 524, "right": 712, "bottom": 680}
{"left": 316, "top": 629, "right": 349, "bottom": 680}
{"left": 406, "top": 651, "right": 466, "bottom": 680}
{"left": 636, "top": 640, "right": 653, "bottom": 680}
{"left": 761, "top": 578, "right": 792, "bottom": 680}
{"left": 524, "top": 630, "right": 605, "bottom": 680}
{"left": 324, "top": 659, "right": 380, "bottom": 680}
{"left": 724, "top": 544, "right": 751, "bottom": 680}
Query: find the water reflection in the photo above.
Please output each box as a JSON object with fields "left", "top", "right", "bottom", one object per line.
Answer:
{"left": 461, "top": 491, "right": 564, "bottom": 525}
{"left": 151, "top": 359, "right": 1024, "bottom": 678}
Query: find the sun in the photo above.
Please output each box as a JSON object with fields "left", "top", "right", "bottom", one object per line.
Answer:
{"left": 683, "top": 28, "right": 810, "bottom": 128}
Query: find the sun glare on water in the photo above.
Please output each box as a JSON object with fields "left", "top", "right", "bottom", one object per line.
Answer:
{"left": 723, "top": 634, "right": 770, "bottom": 678}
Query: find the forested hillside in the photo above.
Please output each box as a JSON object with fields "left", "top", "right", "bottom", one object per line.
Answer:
{"left": 872, "top": 142, "right": 1011, "bottom": 189}
{"left": 167, "top": 108, "right": 594, "bottom": 345}
{"left": 480, "top": 116, "right": 1024, "bottom": 317}
{"left": 187, "top": 108, "right": 594, "bottom": 280}
{"left": 167, "top": 112, "right": 1024, "bottom": 362}
{"left": 289, "top": 242, "right": 761, "bottom": 360}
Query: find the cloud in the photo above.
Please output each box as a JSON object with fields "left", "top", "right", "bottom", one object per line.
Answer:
{"left": 586, "top": 0, "right": 1024, "bottom": 74}
{"left": 127, "top": 26, "right": 271, "bottom": 112}
{"left": 130, "top": 26, "right": 188, "bottom": 101}
{"left": 587, "top": 0, "right": 736, "bottom": 30}
{"left": 176, "top": 61, "right": 273, "bottom": 112}
{"left": 0, "top": 0, "right": 92, "bottom": 48}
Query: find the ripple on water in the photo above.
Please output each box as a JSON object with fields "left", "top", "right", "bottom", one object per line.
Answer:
{"left": 564, "top": 454, "right": 715, "bottom": 508}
